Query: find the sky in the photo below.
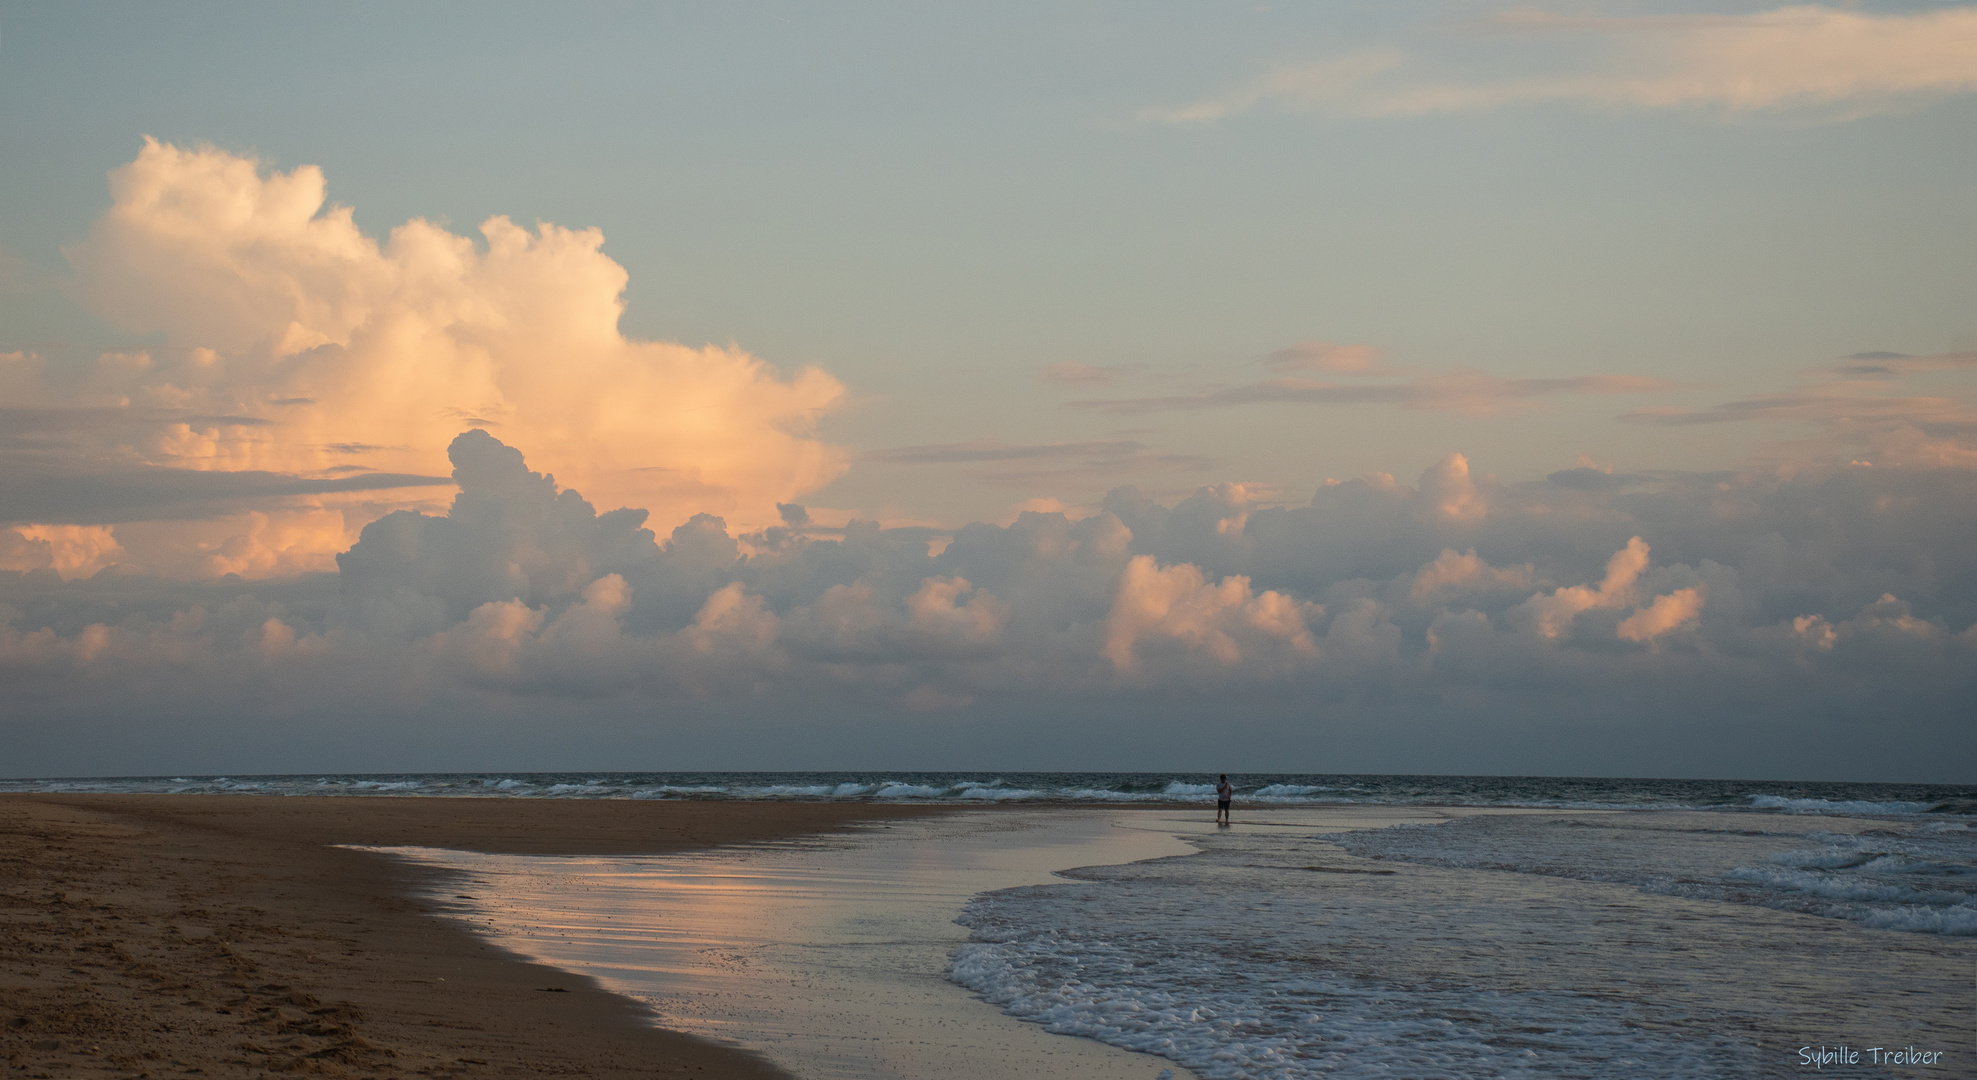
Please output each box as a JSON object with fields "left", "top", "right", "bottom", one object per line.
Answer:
{"left": 1, "top": 1, "right": 1973, "bottom": 780}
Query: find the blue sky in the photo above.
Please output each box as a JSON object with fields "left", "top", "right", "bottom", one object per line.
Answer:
{"left": 1, "top": 2, "right": 1973, "bottom": 777}
{"left": 7, "top": 2, "right": 1973, "bottom": 517}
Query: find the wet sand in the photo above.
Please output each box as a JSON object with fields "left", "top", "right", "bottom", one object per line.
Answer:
{"left": 0, "top": 794, "right": 948, "bottom": 1079}
{"left": 371, "top": 810, "right": 1208, "bottom": 1080}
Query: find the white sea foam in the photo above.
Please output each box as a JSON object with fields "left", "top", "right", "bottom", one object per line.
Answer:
{"left": 1250, "top": 783, "right": 1334, "bottom": 799}
{"left": 736, "top": 783, "right": 835, "bottom": 797}
{"left": 1056, "top": 787, "right": 1170, "bottom": 802}
{"left": 1726, "top": 864, "right": 1975, "bottom": 907}
{"left": 1857, "top": 905, "right": 1977, "bottom": 934}
{"left": 630, "top": 784, "right": 728, "bottom": 798}
{"left": 957, "top": 785, "right": 1045, "bottom": 800}
{"left": 1747, "top": 795, "right": 1933, "bottom": 815}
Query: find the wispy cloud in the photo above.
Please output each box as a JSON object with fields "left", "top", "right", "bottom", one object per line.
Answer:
{"left": 1621, "top": 390, "right": 1973, "bottom": 429}
{"left": 1826, "top": 350, "right": 1977, "bottom": 379}
{"left": 1146, "top": 51, "right": 1408, "bottom": 124}
{"left": 1264, "top": 341, "right": 1385, "bottom": 375}
{"left": 865, "top": 439, "right": 1216, "bottom": 486}
{"left": 1038, "top": 362, "right": 1147, "bottom": 387}
{"left": 867, "top": 440, "right": 1153, "bottom": 464}
{"left": 1620, "top": 350, "right": 1977, "bottom": 469}
{"left": 0, "top": 457, "right": 452, "bottom": 525}
{"left": 1143, "top": 5, "right": 1977, "bottom": 123}
{"left": 1073, "top": 370, "right": 1672, "bottom": 417}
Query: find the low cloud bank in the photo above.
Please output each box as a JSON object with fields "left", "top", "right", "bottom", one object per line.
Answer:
{"left": 3, "top": 430, "right": 1972, "bottom": 777}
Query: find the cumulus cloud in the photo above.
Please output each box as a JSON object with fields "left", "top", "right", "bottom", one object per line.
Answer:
{"left": 1143, "top": 5, "right": 1977, "bottom": 123}
{"left": 1102, "top": 555, "right": 1317, "bottom": 673}
{"left": 1418, "top": 452, "right": 1488, "bottom": 525}
{"left": 1500, "top": 534, "right": 1706, "bottom": 644}
{"left": 1516, "top": 536, "right": 1652, "bottom": 639}
{"left": 1409, "top": 548, "right": 1533, "bottom": 602}
{"left": 1617, "top": 585, "right": 1705, "bottom": 643}
{"left": 1, "top": 426, "right": 1972, "bottom": 776}
{"left": 0, "top": 525, "right": 126, "bottom": 580}
{"left": 906, "top": 576, "right": 1009, "bottom": 645}
{"left": 6, "top": 139, "right": 847, "bottom": 580}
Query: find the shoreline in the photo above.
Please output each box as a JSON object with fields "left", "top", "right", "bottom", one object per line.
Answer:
{"left": 0, "top": 794, "right": 951, "bottom": 1078}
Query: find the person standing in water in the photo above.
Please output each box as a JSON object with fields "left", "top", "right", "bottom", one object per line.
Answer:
{"left": 1215, "top": 774, "right": 1234, "bottom": 825}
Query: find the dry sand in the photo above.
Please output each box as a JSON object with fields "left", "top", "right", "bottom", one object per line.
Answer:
{"left": 0, "top": 795, "right": 948, "bottom": 1079}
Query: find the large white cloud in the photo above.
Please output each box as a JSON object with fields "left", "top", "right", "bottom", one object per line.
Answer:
{"left": 6, "top": 139, "right": 846, "bottom": 578}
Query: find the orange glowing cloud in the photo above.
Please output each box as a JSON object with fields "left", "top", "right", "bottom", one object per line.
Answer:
{"left": 46, "top": 139, "right": 846, "bottom": 574}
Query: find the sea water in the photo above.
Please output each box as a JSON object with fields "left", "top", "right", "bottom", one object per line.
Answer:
{"left": 952, "top": 808, "right": 1974, "bottom": 1078}
{"left": 6, "top": 770, "right": 1973, "bottom": 814}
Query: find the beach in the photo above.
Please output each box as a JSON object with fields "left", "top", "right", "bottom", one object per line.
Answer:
{"left": 2, "top": 786, "right": 1970, "bottom": 1079}
{"left": 0, "top": 795, "right": 946, "bottom": 1079}
{"left": 7, "top": 19, "right": 1976, "bottom": 1076}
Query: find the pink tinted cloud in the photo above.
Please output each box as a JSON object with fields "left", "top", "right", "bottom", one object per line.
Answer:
{"left": 1144, "top": 5, "right": 1977, "bottom": 123}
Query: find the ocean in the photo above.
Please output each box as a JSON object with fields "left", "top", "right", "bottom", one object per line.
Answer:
{"left": 5, "top": 770, "right": 1973, "bottom": 814}
{"left": 15, "top": 773, "right": 1973, "bottom": 1076}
